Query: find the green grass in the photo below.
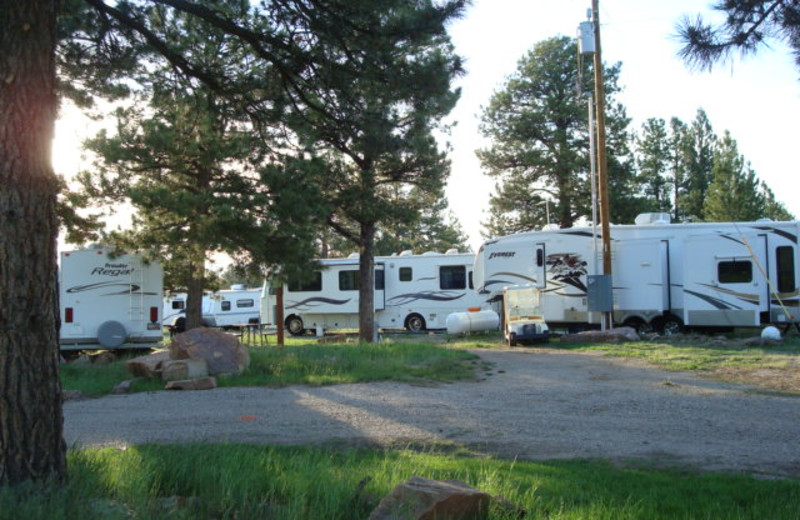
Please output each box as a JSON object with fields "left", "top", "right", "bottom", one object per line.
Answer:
{"left": 60, "top": 340, "right": 482, "bottom": 396}
{"left": 551, "top": 337, "right": 800, "bottom": 373}
{"left": 2, "top": 444, "right": 798, "bottom": 519}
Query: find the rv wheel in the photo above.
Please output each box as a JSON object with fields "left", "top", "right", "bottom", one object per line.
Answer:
{"left": 656, "top": 316, "right": 683, "bottom": 336}
{"left": 508, "top": 332, "right": 518, "bottom": 347}
{"left": 405, "top": 314, "right": 426, "bottom": 332}
{"left": 173, "top": 317, "right": 186, "bottom": 333}
{"left": 286, "top": 315, "right": 305, "bottom": 336}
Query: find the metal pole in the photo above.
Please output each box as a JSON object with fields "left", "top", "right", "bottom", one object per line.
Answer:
{"left": 592, "top": 0, "right": 613, "bottom": 330}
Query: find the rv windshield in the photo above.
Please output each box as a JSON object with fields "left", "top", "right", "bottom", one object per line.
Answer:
{"left": 506, "top": 287, "right": 541, "bottom": 319}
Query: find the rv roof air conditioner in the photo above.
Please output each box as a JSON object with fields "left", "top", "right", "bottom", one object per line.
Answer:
{"left": 445, "top": 248, "right": 459, "bottom": 255}
{"left": 634, "top": 213, "right": 671, "bottom": 226}
{"left": 348, "top": 253, "right": 359, "bottom": 259}
{"left": 399, "top": 250, "right": 413, "bottom": 256}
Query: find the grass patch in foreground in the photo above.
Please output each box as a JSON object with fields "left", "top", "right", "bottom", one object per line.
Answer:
{"left": 1, "top": 444, "right": 798, "bottom": 519}
{"left": 60, "top": 341, "right": 481, "bottom": 396}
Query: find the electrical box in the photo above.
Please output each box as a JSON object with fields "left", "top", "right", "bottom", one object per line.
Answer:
{"left": 578, "top": 21, "right": 595, "bottom": 55}
{"left": 587, "top": 275, "right": 612, "bottom": 312}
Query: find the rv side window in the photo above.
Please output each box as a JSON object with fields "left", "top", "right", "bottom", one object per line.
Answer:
{"left": 777, "top": 246, "right": 796, "bottom": 293}
{"left": 440, "top": 265, "right": 466, "bottom": 290}
{"left": 469, "top": 271, "right": 474, "bottom": 290}
{"left": 375, "top": 270, "right": 385, "bottom": 290}
{"left": 237, "top": 299, "right": 255, "bottom": 308}
{"left": 171, "top": 300, "right": 184, "bottom": 310}
{"left": 339, "top": 270, "right": 359, "bottom": 291}
{"left": 399, "top": 267, "right": 412, "bottom": 282}
{"left": 718, "top": 260, "right": 752, "bottom": 284}
{"left": 288, "top": 271, "right": 322, "bottom": 292}
{"left": 221, "top": 301, "right": 231, "bottom": 311}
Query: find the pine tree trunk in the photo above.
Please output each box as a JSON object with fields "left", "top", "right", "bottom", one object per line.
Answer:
{"left": 185, "top": 255, "right": 206, "bottom": 330}
{"left": 358, "top": 222, "right": 376, "bottom": 343}
{"left": 0, "top": 0, "right": 67, "bottom": 485}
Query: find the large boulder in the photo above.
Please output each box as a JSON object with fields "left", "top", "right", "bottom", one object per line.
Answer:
{"left": 126, "top": 350, "right": 172, "bottom": 378}
{"left": 560, "top": 326, "right": 640, "bottom": 344}
{"left": 170, "top": 327, "right": 250, "bottom": 376}
{"left": 368, "top": 477, "right": 489, "bottom": 520}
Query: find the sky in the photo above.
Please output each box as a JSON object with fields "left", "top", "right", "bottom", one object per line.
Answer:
{"left": 444, "top": 0, "right": 800, "bottom": 252}
{"left": 54, "top": 1, "right": 800, "bottom": 254}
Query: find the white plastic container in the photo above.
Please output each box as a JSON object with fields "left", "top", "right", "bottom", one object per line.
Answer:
{"left": 446, "top": 309, "right": 500, "bottom": 335}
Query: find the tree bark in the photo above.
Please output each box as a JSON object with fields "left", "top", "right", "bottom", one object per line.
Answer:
{"left": 185, "top": 254, "right": 206, "bottom": 330}
{"left": 358, "top": 222, "right": 376, "bottom": 343}
{"left": 0, "top": 0, "right": 67, "bottom": 485}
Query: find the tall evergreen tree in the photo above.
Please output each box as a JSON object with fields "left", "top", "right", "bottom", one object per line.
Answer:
{"left": 680, "top": 109, "right": 717, "bottom": 221}
{"left": 703, "top": 131, "right": 764, "bottom": 221}
{"left": 287, "top": 1, "right": 465, "bottom": 342}
{"left": 81, "top": 85, "right": 323, "bottom": 330}
{"left": 478, "top": 36, "right": 636, "bottom": 235}
{"left": 636, "top": 118, "right": 672, "bottom": 214}
{"left": 666, "top": 117, "right": 693, "bottom": 221}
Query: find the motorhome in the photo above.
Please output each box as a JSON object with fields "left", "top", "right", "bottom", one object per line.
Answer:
{"left": 473, "top": 214, "right": 800, "bottom": 333}
{"left": 59, "top": 248, "right": 164, "bottom": 349}
{"left": 261, "top": 250, "right": 485, "bottom": 335}
{"left": 163, "top": 285, "right": 261, "bottom": 331}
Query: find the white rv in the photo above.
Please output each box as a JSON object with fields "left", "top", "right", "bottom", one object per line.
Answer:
{"left": 59, "top": 248, "right": 164, "bottom": 349}
{"left": 473, "top": 214, "right": 800, "bottom": 333}
{"left": 261, "top": 250, "right": 485, "bottom": 335}
{"left": 163, "top": 285, "right": 261, "bottom": 331}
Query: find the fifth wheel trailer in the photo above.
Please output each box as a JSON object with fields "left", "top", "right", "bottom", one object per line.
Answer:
{"left": 473, "top": 214, "right": 800, "bottom": 333}
{"left": 261, "top": 250, "right": 485, "bottom": 335}
{"left": 59, "top": 248, "right": 164, "bottom": 349}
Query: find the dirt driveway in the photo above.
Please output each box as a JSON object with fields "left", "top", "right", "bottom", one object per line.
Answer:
{"left": 63, "top": 348, "right": 800, "bottom": 478}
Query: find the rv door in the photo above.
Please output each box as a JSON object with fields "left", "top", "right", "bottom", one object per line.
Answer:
{"left": 535, "top": 243, "right": 546, "bottom": 288}
{"left": 375, "top": 263, "right": 386, "bottom": 311}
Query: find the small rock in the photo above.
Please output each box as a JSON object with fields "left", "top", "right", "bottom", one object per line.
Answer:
{"left": 62, "top": 389, "right": 88, "bottom": 401}
{"left": 165, "top": 376, "right": 217, "bottom": 391}
{"left": 112, "top": 379, "right": 135, "bottom": 394}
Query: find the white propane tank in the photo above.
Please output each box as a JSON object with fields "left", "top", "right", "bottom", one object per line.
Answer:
{"left": 446, "top": 309, "right": 500, "bottom": 335}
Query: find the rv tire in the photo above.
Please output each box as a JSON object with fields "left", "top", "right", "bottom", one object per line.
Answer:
{"left": 508, "top": 332, "right": 517, "bottom": 347}
{"left": 655, "top": 316, "right": 683, "bottom": 336}
{"left": 286, "top": 315, "right": 305, "bottom": 336}
{"left": 405, "top": 314, "right": 426, "bottom": 333}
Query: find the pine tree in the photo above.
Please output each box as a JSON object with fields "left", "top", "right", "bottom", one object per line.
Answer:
{"left": 478, "top": 36, "right": 637, "bottom": 235}
{"left": 703, "top": 131, "right": 765, "bottom": 221}
{"left": 680, "top": 109, "right": 717, "bottom": 221}
{"left": 636, "top": 118, "right": 672, "bottom": 214}
{"left": 678, "top": 0, "right": 800, "bottom": 73}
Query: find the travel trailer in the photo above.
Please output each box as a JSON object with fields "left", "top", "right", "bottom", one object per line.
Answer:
{"left": 473, "top": 214, "right": 800, "bottom": 333}
{"left": 59, "top": 248, "right": 164, "bottom": 349}
{"left": 163, "top": 285, "right": 261, "bottom": 331}
{"left": 261, "top": 250, "right": 485, "bottom": 335}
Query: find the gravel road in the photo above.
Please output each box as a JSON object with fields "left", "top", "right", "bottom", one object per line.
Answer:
{"left": 63, "top": 349, "right": 800, "bottom": 478}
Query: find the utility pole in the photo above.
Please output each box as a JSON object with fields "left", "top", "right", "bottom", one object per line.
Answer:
{"left": 591, "top": 0, "right": 614, "bottom": 330}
